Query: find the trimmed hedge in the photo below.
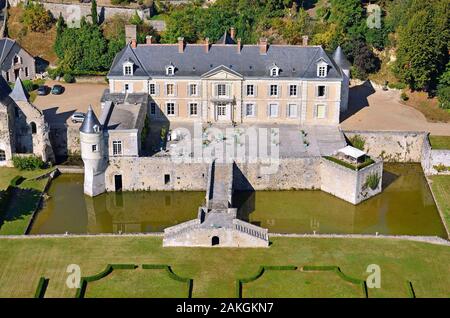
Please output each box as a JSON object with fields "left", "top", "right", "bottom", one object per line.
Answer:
{"left": 34, "top": 277, "right": 49, "bottom": 298}
{"left": 236, "top": 265, "right": 298, "bottom": 298}
{"left": 302, "top": 265, "right": 368, "bottom": 298}
{"left": 75, "top": 264, "right": 137, "bottom": 298}
{"left": 10, "top": 175, "right": 24, "bottom": 187}
{"left": 142, "top": 264, "right": 193, "bottom": 298}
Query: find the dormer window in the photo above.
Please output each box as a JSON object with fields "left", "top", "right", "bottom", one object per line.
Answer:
{"left": 13, "top": 55, "right": 21, "bottom": 65}
{"left": 166, "top": 65, "right": 175, "bottom": 76}
{"left": 123, "top": 61, "right": 134, "bottom": 76}
{"left": 317, "top": 61, "right": 328, "bottom": 77}
{"left": 270, "top": 65, "right": 280, "bottom": 77}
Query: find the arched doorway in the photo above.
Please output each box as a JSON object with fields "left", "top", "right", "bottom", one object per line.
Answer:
{"left": 211, "top": 236, "right": 219, "bottom": 246}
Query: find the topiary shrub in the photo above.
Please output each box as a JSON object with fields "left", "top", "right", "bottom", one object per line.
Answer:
{"left": 63, "top": 73, "right": 75, "bottom": 83}
{"left": 400, "top": 92, "right": 409, "bottom": 101}
{"left": 12, "top": 155, "right": 45, "bottom": 171}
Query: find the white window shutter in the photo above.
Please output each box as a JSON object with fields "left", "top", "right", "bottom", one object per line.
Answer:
{"left": 254, "top": 85, "right": 258, "bottom": 97}
{"left": 278, "top": 84, "right": 281, "bottom": 97}
{"left": 174, "top": 84, "right": 177, "bottom": 97}
{"left": 226, "top": 84, "right": 231, "bottom": 97}
{"left": 164, "top": 84, "right": 167, "bottom": 96}
{"left": 267, "top": 84, "right": 270, "bottom": 96}
{"left": 175, "top": 103, "right": 179, "bottom": 116}
{"left": 313, "top": 105, "right": 317, "bottom": 118}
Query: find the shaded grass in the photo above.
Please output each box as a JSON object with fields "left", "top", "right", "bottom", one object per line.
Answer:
{"left": 0, "top": 169, "right": 50, "bottom": 235}
{"left": 429, "top": 176, "right": 450, "bottom": 236}
{"left": 429, "top": 136, "right": 450, "bottom": 150}
{"left": 0, "top": 236, "right": 449, "bottom": 298}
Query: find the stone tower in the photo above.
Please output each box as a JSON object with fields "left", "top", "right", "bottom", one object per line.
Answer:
{"left": 80, "top": 105, "right": 106, "bottom": 197}
{"left": 332, "top": 46, "right": 351, "bottom": 113}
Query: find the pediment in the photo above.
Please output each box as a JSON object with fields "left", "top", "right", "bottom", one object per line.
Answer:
{"left": 201, "top": 65, "right": 243, "bottom": 80}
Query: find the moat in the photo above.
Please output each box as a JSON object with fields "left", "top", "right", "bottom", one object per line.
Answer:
{"left": 30, "top": 164, "right": 447, "bottom": 237}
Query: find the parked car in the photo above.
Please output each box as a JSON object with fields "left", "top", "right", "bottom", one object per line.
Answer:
{"left": 51, "top": 85, "right": 64, "bottom": 95}
{"left": 37, "top": 85, "right": 48, "bottom": 96}
{"left": 71, "top": 112, "right": 86, "bottom": 123}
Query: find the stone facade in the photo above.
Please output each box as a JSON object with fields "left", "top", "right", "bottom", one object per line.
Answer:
{"left": 0, "top": 78, "right": 54, "bottom": 166}
{"left": 320, "top": 158, "right": 383, "bottom": 204}
{"left": 343, "top": 130, "right": 426, "bottom": 162}
{"left": 0, "top": 38, "right": 36, "bottom": 83}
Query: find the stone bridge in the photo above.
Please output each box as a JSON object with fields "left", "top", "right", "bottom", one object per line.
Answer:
{"left": 163, "top": 160, "right": 269, "bottom": 248}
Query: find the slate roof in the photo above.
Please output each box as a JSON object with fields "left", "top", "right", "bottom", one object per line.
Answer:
{"left": 80, "top": 105, "right": 101, "bottom": 134}
{"left": 108, "top": 43, "right": 344, "bottom": 80}
{"left": 332, "top": 46, "right": 351, "bottom": 70}
{"left": 9, "top": 77, "right": 29, "bottom": 102}
{"left": 215, "top": 31, "right": 236, "bottom": 45}
{"left": 0, "top": 38, "right": 33, "bottom": 73}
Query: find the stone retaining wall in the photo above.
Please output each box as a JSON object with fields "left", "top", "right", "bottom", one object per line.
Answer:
{"left": 343, "top": 130, "right": 427, "bottom": 162}
{"left": 49, "top": 124, "right": 81, "bottom": 158}
{"left": 421, "top": 136, "right": 450, "bottom": 175}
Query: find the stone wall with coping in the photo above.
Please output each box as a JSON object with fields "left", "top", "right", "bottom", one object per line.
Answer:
{"left": 49, "top": 124, "right": 81, "bottom": 158}
{"left": 320, "top": 158, "right": 383, "bottom": 204}
{"left": 343, "top": 130, "right": 427, "bottom": 162}
{"left": 421, "top": 136, "right": 450, "bottom": 175}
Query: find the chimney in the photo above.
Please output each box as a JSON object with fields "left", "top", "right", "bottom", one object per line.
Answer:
{"left": 230, "top": 27, "right": 236, "bottom": 40}
{"left": 302, "top": 35, "right": 309, "bottom": 46}
{"left": 237, "top": 38, "right": 241, "bottom": 54}
{"left": 131, "top": 39, "right": 137, "bottom": 49}
{"left": 178, "top": 37, "right": 185, "bottom": 53}
{"left": 146, "top": 35, "right": 153, "bottom": 45}
{"left": 204, "top": 37, "right": 210, "bottom": 53}
{"left": 259, "top": 37, "right": 268, "bottom": 55}
{"left": 125, "top": 24, "right": 137, "bottom": 45}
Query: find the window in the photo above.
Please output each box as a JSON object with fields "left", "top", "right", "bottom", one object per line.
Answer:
{"left": 217, "top": 103, "right": 227, "bottom": 116}
{"left": 216, "top": 84, "right": 227, "bottom": 97}
{"left": 92, "top": 145, "right": 97, "bottom": 152}
{"left": 0, "top": 149, "right": 5, "bottom": 161}
{"left": 124, "top": 65, "right": 132, "bottom": 76}
{"left": 269, "top": 85, "right": 278, "bottom": 97}
{"left": 166, "top": 66, "right": 175, "bottom": 76}
{"left": 317, "top": 85, "right": 326, "bottom": 97}
{"left": 316, "top": 104, "right": 326, "bottom": 119}
{"left": 30, "top": 122, "right": 36, "bottom": 134}
{"left": 25, "top": 67, "right": 29, "bottom": 77}
{"left": 268, "top": 103, "right": 278, "bottom": 117}
{"left": 166, "top": 84, "right": 175, "bottom": 96}
{"left": 164, "top": 174, "right": 171, "bottom": 184}
{"left": 124, "top": 83, "right": 129, "bottom": 92}
{"left": 189, "top": 84, "right": 198, "bottom": 96}
{"left": 245, "top": 103, "right": 255, "bottom": 117}
{"left": 112, "top": 141, "right": 122, "bottom": 156}
{"left": 150, "top": 102, "right": 156, "bottom": 115}
{"left": 189, "top": 103, "right": 198, "bottom": 116}
{"left": 246, "top": 85, "right": 255, "bottom": 96}
{"left": 149, "top": 83, "right": 156, "bottom": 95}
{"left": 270, "top": 66, "right": 279, "bottom": 77}
{"left": 318, "top": 65, "right": 327, "bottom": 77}
{"left": 288, "top": 104, "right": 298, "bottom": 118}
{"left": 289, "top": 85, "right": 298, "bottom": 97}
{"left": 166, "top": 102, "right": 175, "bottom": 116}
{"left": 13, "top": 55, "right": 20, "bottom": 65}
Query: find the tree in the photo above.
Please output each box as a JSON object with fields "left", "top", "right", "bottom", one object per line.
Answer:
{"left": 21, "top": 2, "right": 53, "bottom": 33}
{"left": 394, "top": 1, "right": 449, "bottom": 91}
{"left": 437, "top": 62, "right": 450, "bottom": 109}
{"left": 91, "top": 0, "right": 98, "bottom": 25}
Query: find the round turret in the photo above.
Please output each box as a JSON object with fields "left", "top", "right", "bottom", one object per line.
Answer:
{"left": 332, "top": 46, "right": 351, "bottom": 78}
{"left": 80, "top": 105, "right": 105, "bottom": 175}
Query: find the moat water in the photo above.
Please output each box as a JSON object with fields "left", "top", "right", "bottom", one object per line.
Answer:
{"left": 30, "top": 164, "right": 447, "bottom": 237}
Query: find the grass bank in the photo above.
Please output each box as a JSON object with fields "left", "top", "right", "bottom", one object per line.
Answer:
{"left": 0, "top": 236, "right": 448, "bottom": 298}
{"left": 429, "top": 136, "right": 450, "bottom": 150}
{"left": 429, "top": 176, "right": 450, "bottom": 237}
{"left": 0, "top": 168, "right": 53, "bottom": 235}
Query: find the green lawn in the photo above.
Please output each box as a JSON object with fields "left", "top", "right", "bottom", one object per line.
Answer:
{"left": 0, "top": 236, "right": 448, "bottom": 298}
{"left": 429, "top": 136, "right": 450, "bottom": 150}
{"left": 430, "top": 175, "right": 450, "bottom": 237}
{"left": 0, "top": 168, "right": 52, "bottom": 235}
{"left": 85, "top": 267, "right": 189, "bottom": 298}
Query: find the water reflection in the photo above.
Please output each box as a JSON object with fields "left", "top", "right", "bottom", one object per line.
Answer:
{"left": 31, "top": 164, "right": 446, "bottom": 237}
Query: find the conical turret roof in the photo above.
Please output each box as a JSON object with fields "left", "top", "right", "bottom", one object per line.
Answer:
{"left": 9, "top": 77, "right": 29, "bottom": 102}
{"left": 332, "top": 46, "right": 351, "bottom": 70}
{"left": 80, "top": 105, "right": 101, "bottom": 133}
